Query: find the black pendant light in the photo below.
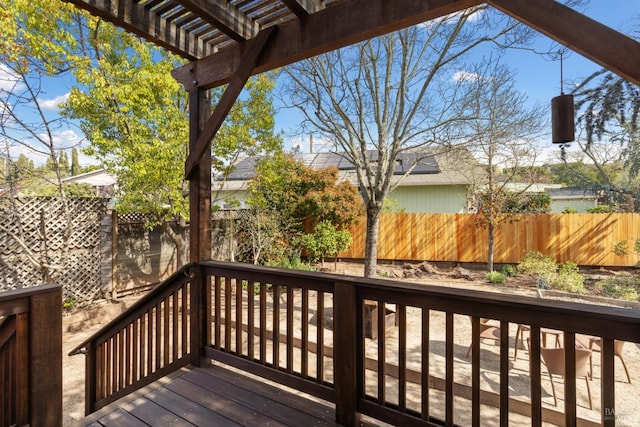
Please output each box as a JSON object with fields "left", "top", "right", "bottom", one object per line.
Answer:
{"left": 551, "top": 51, "right": 575, "bottom": 145}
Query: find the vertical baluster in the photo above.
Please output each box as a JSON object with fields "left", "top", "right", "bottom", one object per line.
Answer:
{"left": 248, "top": 281, "right": 255, "bottom": 360}
{"left": 564, "top": 332, "right": 577, "bottom": 424}
{"left": 398, "top": 304, "right": 407, "bottom": 412}
{"left": 316, "top": 291, "right": 325, "bottom": 383}
{"left": 164, "top": 298, "right": 170, "bottom": 367}
{"left": 421, "top": 308, "right": 429, "bottom": 420}
{"left": 155, "top": 304, "right": 161, "bottom": 370}
{"left": 260, "top": 282, "right": 267, "bottom": 364}
{"left": 204, "top": 277, "right": 212, "bottom": 349}
{"left": 118, "top": 332, "right": 124, "bottom": 391}
{"left": 377, "top": 301, "right": 386, "bottom": 404}
{"left": 499, "top": 320, "right": 509, "bottom": 427}
{"left": 225, "top": 277, "right": 232, "bottom": 351}
{"left": 273, "top": 285, "right": 280, "bottom": 368}
{"left": 147, "top": 309, "right": 153, "bottom": 375}
{"left": 445, "top": 312, "right": 454, "bottom": 426}
{"left": 470, "top": 316, "right": 480, "bottom": 427}
{"left": 286, "top": 286, "right": 294, "bottom": 373}
{"left": 132, "top": 317, "right": 139, "bottom": 383}
{"left": 601, "top": 337, "right": 615, "bottom": 427}
{"left": 214, "top": 277, "right": 221, "bottom": 350}
{"left": 236, "top": 277, "right": 243, "bottom": 355}
{"left": 172, "top": 292, "right": 178, "bottom": 362}
{"left": 181, "top": 286, "right": 188, "bottom": 357}
{"left": 529, "top": 325, "right": 542, "bottom": 427}
{"left": 139, "top": 313, "right": 146, "bottom": 379}
{"left": 97, "top": 342, "right": 104, "bottom": 400}
{"left": 107, "top": 338, "right": 114, "bottom": 396}
{"left": 301, "top": 288, "right": 309, "bottom": 378}
{"left": 125, "top": 324, "right": 131, "bottom": 387}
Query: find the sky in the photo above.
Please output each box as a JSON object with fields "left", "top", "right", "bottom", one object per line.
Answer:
{"left": 1, "top": 0, "right": 639, "bottom": 167}
{"left": 276, "top": 0, "right": 640, "bottom": 160}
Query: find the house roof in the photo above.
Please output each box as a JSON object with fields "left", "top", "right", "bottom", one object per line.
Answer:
{"left": 546, "top": 187, "right": 599, "bottom": 200}
{"left": 61, "top": 169, "right": 117, "bottom": 187}
{"left": 221, "top": 149, "right": 475, "bottom": 188}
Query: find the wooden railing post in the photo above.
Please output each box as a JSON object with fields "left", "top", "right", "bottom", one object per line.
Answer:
{"left": 85, "top": 341, "right": 96, "bottom": 415}
{"left": 190, "top": 263, "right": 205, "bottom": 367}
{"left": 333, "top": 281, "right": 361, "bottom": 426}
{"left": 29, "top": 284, "right": 62, "bottom": 426}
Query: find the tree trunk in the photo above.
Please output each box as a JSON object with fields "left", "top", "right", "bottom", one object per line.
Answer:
{"left": 487, "top": 223, "right": 495, "bottom": 272}
{"left": 364, "top": 205, "right": 382, "bottom": 278}
{"left": 163, "top": 221, "right": 188, "bottom": 267}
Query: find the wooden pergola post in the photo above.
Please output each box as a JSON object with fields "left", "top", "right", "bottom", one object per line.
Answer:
{"left": 188, "top": 87, "right": 212, "bottom": 367}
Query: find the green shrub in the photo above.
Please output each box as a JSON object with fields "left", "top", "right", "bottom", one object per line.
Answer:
{"left": 486, "top": 271, "right": 506, "bottom": 284}
{"left": 501, "top": 264, "right": 517, "bottom": 277}
{"left": 518, "top": 251, "right": 556, "bottom": 277}
{"left": 549, "top": 261, "right": 585, "bottom": 293}
{"left": 562, "top": 207, "right": 577, "bottom": 213}
{"left": 597, "top": 276, "right": 640, "bottom": 301}
{"left": 587, "top": 205, "right": 615, "bottom": 213}
{"left": 519, "top": 252, "right": 585, "bottom": 294}
{"left": 265, "top": 256, "right": 315, "bottom": 271}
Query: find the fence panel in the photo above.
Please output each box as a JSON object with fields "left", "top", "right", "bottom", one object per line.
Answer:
{"left": 342, "top": 213, "right": 640, "bottom": 267}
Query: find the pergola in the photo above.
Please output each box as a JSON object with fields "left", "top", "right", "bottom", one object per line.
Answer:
{"left": 63, "top": 0, "right": 640, "bottom": 265}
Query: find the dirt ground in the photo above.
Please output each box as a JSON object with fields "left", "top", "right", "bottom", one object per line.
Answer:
{"left": 62, "top": 261, "right": 640, "bottom": 426}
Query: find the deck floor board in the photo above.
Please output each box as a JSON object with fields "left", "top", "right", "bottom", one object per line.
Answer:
{"left": 77, "top": 363, "right": 343, "bottom": 427}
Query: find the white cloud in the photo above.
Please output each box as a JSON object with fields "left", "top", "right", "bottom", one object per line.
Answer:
{"left": 452, "top": 70, "right": 482, "bottom": 83}
{"left": 0, "top": 63, "right": 23, "bottom": 92}
{"left": 423, "top": 6, "right": 485, "bottom": 29}
{"left": 47, "top": 129, "right": 85, "bottom": 149}
{"left": 38, "top": 93, "right": 70, "bottom": 110}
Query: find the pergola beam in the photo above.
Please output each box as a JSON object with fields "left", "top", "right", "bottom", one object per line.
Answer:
{"left": 175, "top": 0, "right": 257, "bottom": 41}
{"left": 487, "top": 0, "right": 640, "bottom": 87}
{"left": 64, "top": 0, "right": 215, "bottom": 60}
{"left": 184, "top": 26, "right": 278, "bottom": 178}
{"left": 172, "top": 0, "right": 482, "bottom": 90}
{"left": 281, "top": 0, "right": 325, "bottom": 18}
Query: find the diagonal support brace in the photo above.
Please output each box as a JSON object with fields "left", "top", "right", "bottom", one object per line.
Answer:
{"left": 184, "top": 26, "right": 277, "bottom": 179}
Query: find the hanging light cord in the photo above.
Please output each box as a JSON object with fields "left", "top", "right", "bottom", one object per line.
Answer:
{"left": 559, "top": 50, "right": 564, "bottom": 95}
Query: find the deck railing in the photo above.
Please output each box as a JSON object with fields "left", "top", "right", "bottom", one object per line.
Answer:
{"left": 0, "top": 283, "right": 62, "bottom": 427}
{"left": 74, "top": 261, "right": 640, "bottom": 426}
{"left": 70, "top": 263, "right": 197, "bottom": 413}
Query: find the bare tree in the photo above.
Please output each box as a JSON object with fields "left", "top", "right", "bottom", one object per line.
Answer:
{"left": 457, "top": 60, "right": 547, "bottom": 272}
{"left": 0, "top": 64, "right": 80, "bottom": 283}
{"left": 281, "top": 6, "right": 535, "bottom": 276}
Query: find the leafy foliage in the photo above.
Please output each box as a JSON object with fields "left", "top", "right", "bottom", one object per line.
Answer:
{"left": 596, "top": 276, "right": 640, "bottom": 301}
{"left": 518, "top": 251, "right": 585, "bottom": 293}
{"left": 299, "top": 221, "right": 352, "bottom": 266}
{"left": 249, "top": 153, "right": 361, "bottom": 231}
{"left": 485, "top": 271, "right": 506, "bottom": 284}
{"left": 500, "top": 264, "right": 517, "bottom": 276}
{"left": 244, "top": 153, "right": 361, "bottom": 266}
{"left": 574, "top": 70, "right": 640, "bottom": 177}
{"left": 518, "top": 251, "right": 557, "bottom": 277}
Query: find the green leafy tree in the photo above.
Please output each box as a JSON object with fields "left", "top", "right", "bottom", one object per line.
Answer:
{"left": 299, "top": 220, "right": 352, "bottom": 270}
{"left": 71, "top": 148, "right": 81, "bottom": 175}
{"left": 246, "top": 153, "right": 361, "bottom": 264}
{"left": 63, "top": 20, "right": 282, "bottom": 266}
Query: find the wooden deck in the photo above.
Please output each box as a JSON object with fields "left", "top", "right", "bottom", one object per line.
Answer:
{"left": 77, "top": 362, "right": 352, "bottom": 427}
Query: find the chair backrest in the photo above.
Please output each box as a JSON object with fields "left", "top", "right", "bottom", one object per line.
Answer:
{"left": 540, "top": 346, "right": 592, "bottom": 378}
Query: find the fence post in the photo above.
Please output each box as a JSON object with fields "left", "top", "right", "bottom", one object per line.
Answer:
{"left": 333, "top": 281, "right": 361, "bottom": 426}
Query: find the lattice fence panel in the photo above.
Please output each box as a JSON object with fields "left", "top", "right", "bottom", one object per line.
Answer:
{"left": 0, "top": 197, "right": 106, "bottom": 303}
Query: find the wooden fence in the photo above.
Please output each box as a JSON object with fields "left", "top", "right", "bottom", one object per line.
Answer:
{"left": 340, "top": 213, "right": 640, "bottom": 267}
